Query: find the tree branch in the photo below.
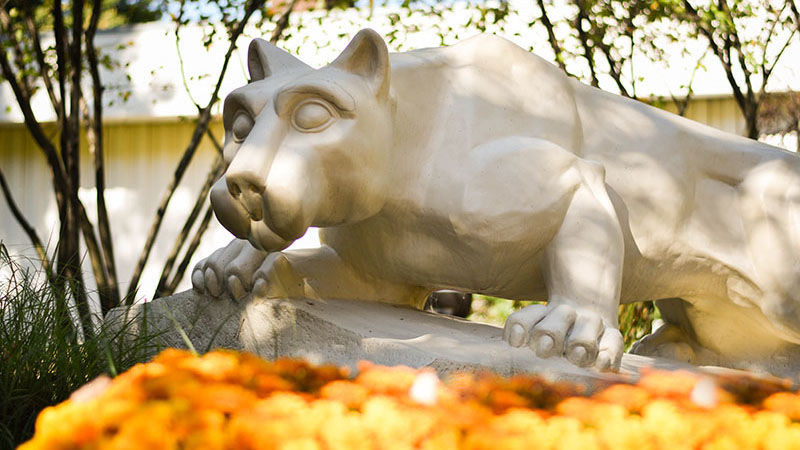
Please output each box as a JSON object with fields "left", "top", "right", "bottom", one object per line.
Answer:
{"left": 760, "top": 1, "right": 797, "bottom": 96}
{"left": 270, "top": 0, "right": 300, "bottom": 44}
{"left": 670, "top": 50, "right": 706, "bottom": 116}
{"left": 719, "top": 1, "right": 754, "bottom": 104}
{"left": 536, "top": 0, "right": 568, "bottom": 72}
{"left": 154, "top": 150, "right": 226, "bottom": 298}
{"left": 68, "top": 0, "right": 83, "bottom": 191}
{"left": 23, "top": 6, "right": 61, "bottom": 117}
{"left": 0, "top": 7, "right": 33, "bottom": 97}
{"left": 158, "top": 127, "right": 227, "bottom": 297}
{"left": 64, "top": 0, "right": 101, "bottom": 332}
{"left": 0, "top": 167, "right": 54, "bottom": 281}
{"left": 681, "top": 0, "right": 747, "bottom": 116}
{"left": 626, "top": 13, "right": 637, "bottom": 99}
{"left": 594, "top": 31, "right": 632, "bottom": 98}
{"left": 572, "top": 0, "right": 599, "bottom": 88}
{"left": 85, "top": 0, "right": 120, "bottom": 311}
{"left": 759, "top": 2, "right": 785, "bottom": 74}
{"left": 0, "top": 39, "right": 70, "bottom": 206}
{"left": 173, "top": 3, "right": 202, "bottom": 110}
{"left": 52, "top": 0, "right": 69, "bottom": 138}
{"left": 74, "top": 189, "right": 113, "bottom": 311}
{"left": 166, "top": 205, "right": 215, "bottom": 294}
{"left": 127, "top": 0, "right": 267, "bottom": 302}
{"left": 1, "top": 1, "right": 90, "bottom": 333}
{"left": 762, "top": 31, "right": 795, "bottom": 93}
{"left": 51, "top": 1, "right": 74, "bottom": 282}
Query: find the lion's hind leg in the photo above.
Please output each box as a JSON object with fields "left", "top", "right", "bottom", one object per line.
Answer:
{"left": 630, "top": 298, "right": 696, "bottom": 363}
{"left": 739, "top": 158, "right": 800, "bottom": 344}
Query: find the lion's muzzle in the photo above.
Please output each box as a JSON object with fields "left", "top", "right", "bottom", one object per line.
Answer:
{"left": 212, "top": 149, "right": 323, "bottom": 252}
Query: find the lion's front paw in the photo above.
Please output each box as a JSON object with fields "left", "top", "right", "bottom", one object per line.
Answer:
{"left": 503, "top": 303, "right": 623, "bottom": 370}
{"left": 250, "top": 252, "right": 304, "bottom": 299}
{"left": 191, "top": 239, "right": 268, "bottom": 300}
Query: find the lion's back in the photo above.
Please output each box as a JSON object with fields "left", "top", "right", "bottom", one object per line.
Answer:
{"left": 389, "top": 35, "right": 584, "bottom": 153}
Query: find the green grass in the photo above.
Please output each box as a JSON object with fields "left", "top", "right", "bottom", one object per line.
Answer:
{"left": 468, "top": 295, "right": 657, "bottom": 350}
{"left": 467, "top": 295, "right": 540, "bottom": 324}
{"left": 0, "top": 245, "right": 162, "bottom": 449}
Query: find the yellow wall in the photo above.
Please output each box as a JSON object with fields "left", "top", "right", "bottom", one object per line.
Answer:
{"left": 661, "top": 96, "right": 747, "bottom": 136}
{"left": 0, "top": 119, "right": 231, "bottom": 300}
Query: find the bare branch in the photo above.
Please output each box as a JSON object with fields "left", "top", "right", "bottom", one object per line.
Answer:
{"left": 573, "top": 0, "right": 599, "bottom": 87}
{"left": 85, "top": 0, "right": 120, "bottom": 310}
{"left": 762, "top": 32, "right": 796, "bottom": 93}
{"left": 23, "top": 5, "right": 61, "bottom": 117}
{"left": 1, "top": 1, "right": 92, "bottom": 331}
{"left": 67, "top": 0, "right": 84, "bottom": 191}
{"left": 760, "top": 1, "right": 797, "bottom": 95}
{"left": 52, "top": 0, "right": 74, "bottom": 248}
{"left": 270, "top": 0, "right": 300, "bottom": 44}
{"left": 0, "top": 8, "right": 33, "bottom": 97}
{"left": 759, "top": 2, "right": 786, "bottom": 72}
{"left": 166, "top": 205, "right": 215, "bottom": 294}
{"left": 627, "top": 16, "right": 637, "bottom": 99}
{"left": 154, "top": 159, "right": 225, "bottom": 297}
{"left": 74, "top": 191, "right": 114, "bottom": 312}
{"left": 53, "top": 0, "right": 69, "bottom": 133}
{"left": 670, "top": 50, "right": 707, "bottom": 116}
{"left": 536, "top": 0, "right": 568, "bottom": 72}
{"left": 0, "top": 39, "right": 70, "bottom": 202}
{"left": 154, "top": 141, "right": 226, "bottom": 298}
{"left": 127, "top": 0, "right": 268, "bottom": 302}
{"left": 64, "top": 0, "right": 100, "bottom": 331}
{"left": 0, "top": 167, "right": 54, "bottom": 280}
{"left": 719, "top": 2, "right": 754, "bottom": 102}
{"left": 575, "top": 0, "right": 600, "bottom": 87}
{"left": 681, "top": 0, "right": 747, "bottom": 116}
{"left": 596, "top": 37, "right": 632, "bottom": 98}
{"left": 173, "top": 8, "right": 202, "bottom": 110}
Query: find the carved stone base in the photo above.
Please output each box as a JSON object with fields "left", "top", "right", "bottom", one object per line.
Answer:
{"left": 105, "top": 291, "right": 776, "bottom": 388}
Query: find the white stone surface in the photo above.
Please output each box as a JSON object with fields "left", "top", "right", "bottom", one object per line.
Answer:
{"left": 105, "top": 290, "right": 665, "bottom": 385}
{"left": 108, "top": 290, "right": 788, "bottom": 387}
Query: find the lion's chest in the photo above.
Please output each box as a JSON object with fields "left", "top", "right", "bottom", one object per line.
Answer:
{"left": 324, "top": 212, "right": 549, "bottom": 298}
{"left": 324, "top": 138, "right": 580, "bottom": 299}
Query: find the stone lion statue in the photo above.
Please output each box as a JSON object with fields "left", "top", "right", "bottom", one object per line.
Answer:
{"left": 191, "top": 29, "right": 800, "bottom": 377}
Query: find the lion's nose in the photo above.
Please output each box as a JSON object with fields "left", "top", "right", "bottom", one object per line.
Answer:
{"left": 226, "top": 171, "right": 265, "bottom": 222}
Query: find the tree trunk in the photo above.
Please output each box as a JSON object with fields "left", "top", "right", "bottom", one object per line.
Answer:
{"left": 745, "top": 102, "right": 759, "bottom": 140}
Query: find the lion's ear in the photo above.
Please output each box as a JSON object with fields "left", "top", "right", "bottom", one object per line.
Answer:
{"left": 330, "top": 29, "right": 390, "bottom": 99}
{"left": 248, "top": 38, "right": 310, "bottom": 82}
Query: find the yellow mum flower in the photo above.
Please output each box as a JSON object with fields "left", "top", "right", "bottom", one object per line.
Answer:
{"left": 19, "top": 349, "right": 800, "bottom": 450}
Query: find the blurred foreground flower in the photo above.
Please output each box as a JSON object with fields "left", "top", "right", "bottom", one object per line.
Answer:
{"left": 20, "top": 349, "right": 800, "bottom": 449}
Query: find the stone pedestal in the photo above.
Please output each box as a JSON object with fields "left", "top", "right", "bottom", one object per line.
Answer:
{"left": 105, "top": 290, "right": 759, "bottom": 388}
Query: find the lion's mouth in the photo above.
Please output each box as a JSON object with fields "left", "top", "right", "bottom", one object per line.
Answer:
{"left": 211, "top": 176, "right": 301, "bottom": 252}
{"left": 249, "top": 220, "right": 294, "bottom": 252}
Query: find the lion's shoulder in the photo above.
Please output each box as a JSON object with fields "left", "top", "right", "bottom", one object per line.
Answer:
{"left": 389, "top": 34, "right": 565, "bottom": 81}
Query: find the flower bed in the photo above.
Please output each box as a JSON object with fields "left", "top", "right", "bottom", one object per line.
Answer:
{"left": 21, "top": 349, "right": 800, "bottom": 449}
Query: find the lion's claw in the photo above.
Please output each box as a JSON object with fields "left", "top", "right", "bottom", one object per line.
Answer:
{"left": 504, "top": 303, "right": 623, "bottom": 370}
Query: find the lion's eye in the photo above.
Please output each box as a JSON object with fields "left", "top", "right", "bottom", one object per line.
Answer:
{"left": 292, "top": 100, "right": 333, "bottom": 132}
{"left": 232, "top": 112, "right": 254, "bottom": 143}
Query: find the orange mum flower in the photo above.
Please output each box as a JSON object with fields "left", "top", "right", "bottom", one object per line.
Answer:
{"left": 19, "top": 349, "right": 800, "bottom": 450}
